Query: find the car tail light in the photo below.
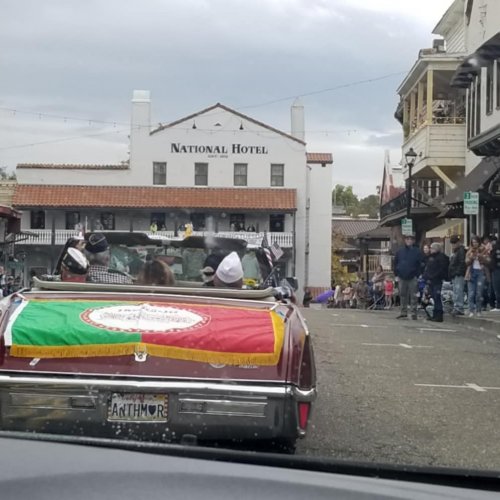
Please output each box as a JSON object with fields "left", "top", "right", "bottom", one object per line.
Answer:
{"left": 298, "top": 402, "right": 310, "bottom": 430}
{"left": 299, "top": 337, "right": 315, "bottom": 390}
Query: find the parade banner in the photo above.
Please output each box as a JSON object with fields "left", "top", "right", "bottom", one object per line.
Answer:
{"left": 5, "top": 300, "right": 285, "bottom": 366}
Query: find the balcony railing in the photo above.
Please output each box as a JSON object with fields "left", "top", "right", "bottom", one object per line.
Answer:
{"left": 379, "top": 186, "right": 443, "bottom": 221}
{"left": 17, "top": 229, "right": 294, "bottom": 248}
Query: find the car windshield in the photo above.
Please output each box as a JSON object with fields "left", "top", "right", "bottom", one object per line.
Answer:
{"left": 2, "top": 0, "right": 500, "bottom": 483}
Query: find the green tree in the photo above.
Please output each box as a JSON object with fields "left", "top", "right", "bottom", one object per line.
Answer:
{"left": 0, "top": 167, "right": 16, "bottom": 180}
{"left": 332, "top": 184, "right": 359, "bottom": 215}
{"left": 356, "top": 194, "right": 379, "bottom": 218}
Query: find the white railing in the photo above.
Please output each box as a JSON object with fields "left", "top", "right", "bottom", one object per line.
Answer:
{"left": 18, "top": 229, "right": 294, "bottom": 248}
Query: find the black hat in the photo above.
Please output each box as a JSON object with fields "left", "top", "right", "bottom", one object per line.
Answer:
{"left": 85, "top": 233, "right": 109, "bottom": 254}
{"left": 62, "top": 247, "right": 89, "bottom": 275}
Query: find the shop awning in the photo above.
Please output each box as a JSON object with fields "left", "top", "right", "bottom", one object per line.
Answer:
{"left": 426, "top": 219, "right": 463, "bottom": 238}
{"left": 442, "top": 157, "right": 500, "bottom": 206}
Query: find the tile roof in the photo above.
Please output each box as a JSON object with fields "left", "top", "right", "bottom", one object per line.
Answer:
{"left": 13, "top": 185, "right": 297, "bottom": 211}
{"left": 332, "top": 218, "right": 380, "bottom": 238}
{"left": 306, "top": 153, "right": 333, "bottom": 164}
{"left": 17, "top": 163, "right": 129, "bottom": 170}
{"left": 150, "top": 103, "right": 306, "bottom": 145}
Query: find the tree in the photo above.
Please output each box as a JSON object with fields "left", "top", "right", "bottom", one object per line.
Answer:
{"left": 356, "top": 194, "right": 379, "bottom": 218}
{"left": 0, "top": 167, "right": 16, "bottom": 180}
{"left": 332, "top": 184, "right": 359, "bottom": 215}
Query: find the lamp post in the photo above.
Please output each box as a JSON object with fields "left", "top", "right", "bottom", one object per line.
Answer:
{"left": 405, "top": 147, "right": 418, "bottom": 220}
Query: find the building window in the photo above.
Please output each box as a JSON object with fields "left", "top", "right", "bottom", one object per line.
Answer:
{"left": 195, "top": 163, "right": 208, "bottom": 186}
{"left": 153, "top": 162, "right": 166, "bottom": 185}
{"left": 269, "top": 214, "right": 285, "bottom": 232}
{"left": 270, "top": 164, "right": 284, "bottom": 187}
{"left": 65, "top": 211, "right": 80, "bottom": 230}
{"left": 100, "top": 212, "right": 115, "bottom": 230}
{"left": 233, "top": 163, "right": 248, "bottom": 186}
{"left": 190, "top": 213, "right": 206, "bottom": 231}
{"left": 230, "top": 214, "right": 245, "bottom": 231}
{"left": 486, "top": 62, "right": 494, "bottom": 114}
{"left": 151, "top": 212, "right": 166, "bottom": 230}
{"left": 496, "top": 59, "right": 500, "bottom": 109}
{"left": 30, "top": 210, "right": 45, "bottom": 229}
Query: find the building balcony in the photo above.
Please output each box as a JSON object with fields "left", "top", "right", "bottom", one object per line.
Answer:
{"left": 403, "top": 121, "right": 466, "bottom": 179}
{"left": 16, "top": 229, "right": 294, "bottom": 248}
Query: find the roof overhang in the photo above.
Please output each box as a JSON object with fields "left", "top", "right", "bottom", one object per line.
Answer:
{"left": 432, "top": 0, "right": 465, "bottom": 37}
{"left": 451, "top": 33, "right": 500, "bottom": 88}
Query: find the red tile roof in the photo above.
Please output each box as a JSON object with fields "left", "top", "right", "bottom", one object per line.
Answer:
{"left": 306, "top": 153, "right": 333, "bottom": 164}
{"left": 17, "top": 163, "right": 128, "bottom": 170}
{"left": 151, "top": 103, "right": 306, "bottom": 145}
{"left": 13, "top": 185, "right": 297, "bottom": 211}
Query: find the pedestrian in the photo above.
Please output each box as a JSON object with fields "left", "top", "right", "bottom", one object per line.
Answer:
{"left": 371, "top": 265, "right": 385, "bottom": 309}
{"left": 421, "top": 243, "right": 431, "bottom": 276}
{"left": 342, "top": 282, "right": 353, "bottom": 308}
{"left": 384, "top": 275, "right": 394, "bottom": 309}
{"left": 490, "top": 235, "right": 500, "bottom": 312}
{"left": 423, "top": 242, "right": 449, "bottom": 322}
{"left": 394, "top": 234, "right": 422, "bottom": 320}
{"left": 354, "top": 279, "right": 369, "bottom": 309}
{"left": 302, "top": 287, "right": 313, "bottom": 308}
{"left": 465, "top": 235, "right": 491, "bottom": 317}
{"left": 448, "top": 235, "right": 466, "bottom": 316}
{"left": 150, "top": 220, "right": 158, "bottom": 233}
{"left": 482, "top": 235, "right": 494, "bottom": 309}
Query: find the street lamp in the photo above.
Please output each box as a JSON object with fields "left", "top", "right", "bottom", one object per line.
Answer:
{"left": 405, "top": 147, "right": 417, "bottom": 219}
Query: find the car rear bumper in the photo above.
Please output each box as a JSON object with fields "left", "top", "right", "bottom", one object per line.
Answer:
{"left": 0, "top": 375, "right": 315, "bottom": 443}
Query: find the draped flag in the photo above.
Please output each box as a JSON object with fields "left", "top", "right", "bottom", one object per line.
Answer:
{"left": 5, "top": 299, "right": 285, "bottom": 366}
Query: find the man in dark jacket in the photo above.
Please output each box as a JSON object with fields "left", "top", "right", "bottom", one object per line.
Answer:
{"left": 448, "top": 235, "right": 466, "bottom": 315}
{"left": 394, "top": 234, "right": 422, "bottom": 320}
{"left": 491, "top": 235, "right": 500, "bottom": 312}
{"left": 424, "top": 242, "right": 449, "bottom": 322}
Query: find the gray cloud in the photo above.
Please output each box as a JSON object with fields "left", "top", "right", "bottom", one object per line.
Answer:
{"left": 0, "top": 0, "right": 448, "bottom": 193}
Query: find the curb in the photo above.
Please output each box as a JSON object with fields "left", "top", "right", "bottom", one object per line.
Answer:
{"left": 447, "top": 315, "right": 500, "bottom": 335}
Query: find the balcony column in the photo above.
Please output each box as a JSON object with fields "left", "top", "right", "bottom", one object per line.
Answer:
{"left": 417, "top": 81, "right": 424, "bottom": 126}
{"left": 426, "top": 69, "right": 434, "bottom": 124}
{"left": 403, "top": 97, "right": 409, "bottom": 139}
{"left": 409, "top": 91, "right": 416, "bottom": 133}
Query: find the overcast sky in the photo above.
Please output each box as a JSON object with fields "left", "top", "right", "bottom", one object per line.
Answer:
{"left": 0, "top": 0, "right": 454, "bottom": 197}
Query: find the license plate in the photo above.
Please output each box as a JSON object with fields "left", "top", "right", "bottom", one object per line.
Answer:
{"left": 108, "top": 393, "right": 168, "bottom": 422}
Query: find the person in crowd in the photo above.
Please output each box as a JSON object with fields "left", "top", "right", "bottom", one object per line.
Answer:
{"left": 371, "top": 265, "right": 385, "bottom": 308}
{"left": 242, "top": 250, "right": 261, "bottom": 281}
{"left": 354, "top": 279, "right": 369, "bottom": 309}
{"left": 94, "top": 219, "right": 103, "bottom": 231}
{"left": 423, "top": 242, "right": 449, "bottom": 322}
{"left": 394, "top": 234, "right": 422, "bottom": 320}
{"left": 138, "top": 258, "right": 175, "bottom": 286}
{"left": 84, "top": 233, "right": 133, "bottom": 284}
{"left": 60, "top": 247, "right": 89, "bottom": 283}
{"left": 342, "top": 282, "right": 353, "bottom": 308}
{"left": 489, "top": 235, "right": 500, "bottom": 312}
{"left": 333, "top": 282, "right": 343, "bottom": 308}
{"left": 149, "top": 220, "right": 158, "bottom": 233}
{"left": 482, "top": 235, "right": 494, "bottom": 309}
{"left": 465, "top": 235, "right": 491, "bottom": 317}
{"left": 3, "top": 276, "right": 15, "bottom": 297}
{"left": 213, "top": 252, "right": 244, "bottom": 288}
{"left": 421, "top": 244, "right": 431, "bottom": 276}
{"left": 448, "top": 235, "right": 467, "bottom": 316}
{"left": 246, "top": 224, "right": 256, "bottom": 232}
{"left": 384, "top": 275, "right": 394, "bottom": 310}
{"left": 302, "top": 287, "right": 313, "bottom": 308}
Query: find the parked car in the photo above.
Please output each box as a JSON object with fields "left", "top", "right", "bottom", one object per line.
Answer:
{"left": 0, "top": 233, "right": 315, "bottom": 452}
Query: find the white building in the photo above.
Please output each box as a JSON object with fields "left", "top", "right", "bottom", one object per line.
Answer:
{"left": 13, "top": 91, "right": 333, "bottom": 293}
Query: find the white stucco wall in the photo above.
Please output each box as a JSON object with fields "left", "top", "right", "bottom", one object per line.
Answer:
{"left": 465, "top": 1, "right": 500, "bottom": 54}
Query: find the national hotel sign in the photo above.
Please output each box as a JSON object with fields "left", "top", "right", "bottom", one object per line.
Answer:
{"left": 171, "top": 143, "right": 269, "bottom": 158}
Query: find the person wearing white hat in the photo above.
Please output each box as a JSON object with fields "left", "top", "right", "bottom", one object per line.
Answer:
{"left": 214, "top": 252, "right": 244, "bottom": 288}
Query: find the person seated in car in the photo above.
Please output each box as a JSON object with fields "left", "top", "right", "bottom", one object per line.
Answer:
{"left": 213, "top": 252, "right": 244, "bottom": 289}
{"left": 61, "top": 247, "right": 89, "bottom": 283}
{"left": 84, "top": 233, "right": 132, "bottom": 284}
{"left": 138, "top": 258, "right": 175, "bottom": 286}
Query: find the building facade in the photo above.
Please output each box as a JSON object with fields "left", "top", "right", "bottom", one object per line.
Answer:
{"left": 13, "top": 92, "right": 333, "bottom": 293}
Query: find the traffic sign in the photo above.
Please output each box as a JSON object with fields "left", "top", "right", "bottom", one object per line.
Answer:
{"left": 401, "top": 218, "right": 413, "bottom": 235}
{"left": 463, "top": 191, "right": 479, "bottom": 215}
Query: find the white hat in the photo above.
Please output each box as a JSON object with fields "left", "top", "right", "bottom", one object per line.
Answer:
{"left": 215, "top": 252, "right": 244, "bottom": 284}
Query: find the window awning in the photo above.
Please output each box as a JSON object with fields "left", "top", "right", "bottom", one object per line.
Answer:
{"left": 442, "top": 157, "right": 500, "bottom": 206}
{"left": 451, "top": 33, "right": 500, "bottom": 88}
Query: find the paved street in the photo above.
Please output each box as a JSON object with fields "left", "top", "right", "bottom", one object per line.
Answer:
{"left": 297, "top": 308, "right": 500, "bottom": 471}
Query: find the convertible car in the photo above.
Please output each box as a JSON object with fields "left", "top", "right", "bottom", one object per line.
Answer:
{"left": 0, "top": 233, "right": 316, "bottom": 452}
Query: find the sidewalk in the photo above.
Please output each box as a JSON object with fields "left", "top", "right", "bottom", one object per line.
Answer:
{"left": 447, "top": 310, "right": 500, "bottom": 334}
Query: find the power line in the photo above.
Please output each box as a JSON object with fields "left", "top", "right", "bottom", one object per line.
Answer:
{"left": 0, "top": 69, "right": 406, "bottom": 130}
{"left": 0, "top": 128, "right": 129, "bottom": 151}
